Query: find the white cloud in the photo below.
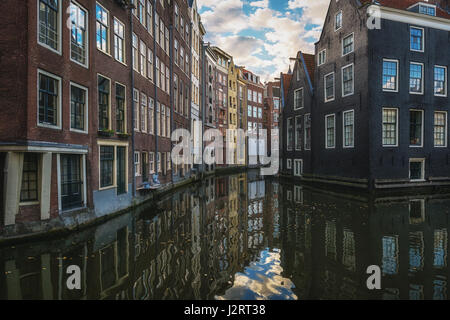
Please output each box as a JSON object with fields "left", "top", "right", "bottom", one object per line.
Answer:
{"left": 198, "top": 0, "right": 329, "bottom": 81}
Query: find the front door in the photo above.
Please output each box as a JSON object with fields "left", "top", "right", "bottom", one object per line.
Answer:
{"left": 117, "top": 147, "right": 126, "bottom": 195}
{"left": 61, "top": 154, "right": 83, "bottom": 210}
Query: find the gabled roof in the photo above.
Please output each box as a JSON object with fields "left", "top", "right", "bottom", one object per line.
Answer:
{"left": 301, "top": 53, "right": 315, "bottom": 84}
{"left": 374, "top": 0, "right": 450, "bottom": 19}
{"left": 280, "top": 73, "right": 292, "bottom": 109}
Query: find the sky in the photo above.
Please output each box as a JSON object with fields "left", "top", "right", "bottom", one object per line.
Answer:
{"left": 197, "top": 0, "right": 330, "bottom": 82}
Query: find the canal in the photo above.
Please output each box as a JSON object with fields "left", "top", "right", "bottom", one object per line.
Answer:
{"left": 1, "top": 170, "right": 450, "bottom": 300}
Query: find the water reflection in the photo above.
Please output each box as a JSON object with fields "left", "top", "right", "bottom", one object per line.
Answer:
{"left": 1, "top": 172, "right": 450, "bottom": 300}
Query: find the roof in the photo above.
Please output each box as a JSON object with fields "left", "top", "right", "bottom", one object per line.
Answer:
{"left": 301, "top": 53, "right": 315, "bottom": 83}
{"left": 375, "top": 0, "right": 450, "bottom": 19}
{"left": 281, "top": 73, "right": 292, "bottom": 107}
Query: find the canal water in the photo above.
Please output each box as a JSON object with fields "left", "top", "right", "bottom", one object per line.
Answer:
{"left": 1, "top": 170, "right": 450, "bottom": 300}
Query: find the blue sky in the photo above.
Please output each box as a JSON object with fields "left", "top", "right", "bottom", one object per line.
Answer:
{"left": 197, "top": 0, "right": 329, "bottom": 81}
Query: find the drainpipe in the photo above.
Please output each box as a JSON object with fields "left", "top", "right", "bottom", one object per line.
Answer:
{"left": 189, "top": 21, "right": 193, "bottom": 178}
{"left": 169, "top": 23, "right": 174, "bottom": 184}
{"left": 201, "top": 41, "right": 206, "bottom": 174}
{"left": 130, "top": 6, "right": 136, "bottom": 197}
{"left": 153, "top": 0, "right": 159, "bottom": 184}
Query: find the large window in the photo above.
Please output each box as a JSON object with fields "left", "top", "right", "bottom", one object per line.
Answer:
{"left": 100, "top": 146, "right": 114, "bottom": 188}
{"left": 287, "top": 118, "right": 293, "bottom": 151}
{"left": 38, "top": 71, "right": 60, "bottom": 127}
{"left": 60, "top": 154, "right": 83, "bottom": 210}
{"left": 96, "top": 3, "right": 109, "bottom": 53}
{"left": 410, "top": 110, "right": 423, "bottom": 147}
{"left": 295, "top": 115, "right": 302, "bottom": 151}
{"left": 98, "top": 75, "right": 110, "bottom": 131}
{"left": 434, "top": 112, "right": 447, "bottom": 147}
{"left": 342, "top": 64, "right": 354, "bottom": 97}
{"left": 325, "top": 114, "right": 335, "bottom": 149}
{"left": 38, "top": 0, "right": 59, "bottom": 51}
{"left": 304, "top": 114, "right": 311, "bottom": 150}
{"left": 382, "top": 59, "right": 398, "bottom": 92}
{"left": 20, "top": 153, "right": 39, "bottom": 202}
{"left": 434, "top": 66, "right": 447, "bottom": 96}
{"left": 343, "top": 110, "right": 354, "bottom": 148}
{"left": 324, "top": 72, "right": 335, "bottom": 102}
{"left": 140, "top": 40, "right": 147, "bottom": 76}
{"left": 116, "top": 83, "right": 126, "bottom": 133}
{"left": 410, "top": 62, "right": 424, "bottom": 94}
{"left": 410, "top": 27, "right": 424, "bottom": 52}
{"left": 113, "top": 18, "right": 125, "bottom": 63}
{"left": 382, "top": 108, "right": 398, "bottom": 147}
{"left": 132, "top": 33, "right": 138, "bottom": 71}
{"left": 70, "top": 2, "right": 87, "bottom": 66}
{"left": 294, "top": 88, "right": 304, "bottom": 110}
{"left": 70, "top": 83, "right": 87, "bottom": 132}
{"left": 342, "top": 33, "right": 354, "bottom": 56}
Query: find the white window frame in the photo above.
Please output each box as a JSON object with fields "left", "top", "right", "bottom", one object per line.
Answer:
{"left": 343, "top": 110, "right": 354, "bottom": 148}
{"left": 410, "top": 26, "right": 425, "bottom": 53}
{"left": 409, "top": 109, "right": 424, "bottom": 148}
{"left": 342, "top": 33, "right": 354, "bottom": 57}
{"left": 418, "top": 3, "right": 436, "bottom": 16}
{"left": 382, "top": 108, "right": 399, "bottom": 147}
{"left": 294, "top": 159, "right": 303, "bottom": 177}
{"left": 335, "top": 10, "right": 343, "bottom": 31}
{"left": 325, "top": 114, "right": 336, "bottom": 149}
{"left": 382, "top": 59, "right": 399, "bottom": 92}
{"left": 410, "top": 62, "right": 424, "bottom": 95}
{"left": 434, "top": 65, "right": 447, "bottom": 97}
{"left": 294, "top": 88, "right": 304, "bottom": 110}
{"left": 434, "top": 111, "right": 448, "bottom": 148}
{"left": 287, "top": 159, "right": 292, "bottom": 170}
{"left": 113, "top": 17, "right": 126, "bottom": 65}
{"left": 135, "top": 151, "right": 141, "bottom": 177}
{"left": 324, "top": 72, "right": 335, "bottom": 103}
{"left": 37, "top": 0, "right": 62, "bottom": 55}
{"left": 57, "top": 153, "right": 87, "bottom": 212}
{"left": 37, "top": 69, "right": 62, "bottom": 130}
{"left": 95, "top": 2, "right": 110, "bottom": 55}
{"left": 318, "top": 49, "right": 326, "bottom": 66}
{"left": 69, "top": 1, "right": 89, "bottom": 68}
{"left": 409, "top": 158, "right": 425, "bottom": 182}
{"left": 341, "top": 63, "right": 354, "bottom": 97}
{"left": 69, "top": 81, "right": 89, "bottom": 134}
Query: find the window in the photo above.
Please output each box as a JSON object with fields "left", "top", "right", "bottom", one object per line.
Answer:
{"left": 156, "top": 103, "right": 161, "bottom": 136}
{"left": 132, "top": 33, "right": 138, "bottom": 71}
{"left": 140, "top": 40, "right": 147, "bottom": 76}
{"left": 149, "top": 152, "right": 155, "bottom": 174}
{"left": 70, "top": 2, "right": 87, "bottom": 66}
{"left": 324, "top": 72, "right": 335, "bottom": 102}
{"left": 434, "top": 66, "right": 447, "bottom": 96}
{"left": 142, "top": 152, "right": 148, "bottom": 181}
{"left": 133, "top": 89, "right": 139, "bottom": 131}
{"left": 248, "top": 106, "right": 252, "bottom": 117}
{"left": 138, "top": 0, "right": 145, "bottom": 26}
{"left": 318, "top": 49, "right": 326, "bottom": 66}
{"left": 98, "top": 75, "right": 110, "bottom": 130}
{"left": 165, "top": 27, "right": 170, "bottom": 56}
{"left": 342, "top": 33, "right": 354, "bottom": 56}
{"left": 419, "top": 4, "right": 436, "bottom": 16}
{"left": 38, "top": 0, "right": 60, "bottom": 52}
{"left": 410, "top": 110, "right": 423, "bottom": 147}
{"left": 175, "top": 4, "right": 179, "bottom": 30}
{"left": 155, "top": 13, "right": 159, "bottom": 46}
{"left": 113, "top": 18, "right": 125, "bottom": 63}
{"left": 134, "top": 152, "right": 141, "bottom": 176}
{"left": 382, "top": 59, "right": 398, "bottom": 92}
{"left": 148, "top": 97, "right": 154, "bottom": 134}
{"left": 294, "top": 88, "right": 304, "bottom": 110}
{"left": 287, "top": 159, "right": 292, "bottom": 170}
{"left": 159, "top": 19, "right": 165, "bottom": 51}
{"left": 174, "top": 40, "right": 179, "bottom": 65}
{"left": 253, "top": 106, "right": 257, "bottom": 118}
{"left": 141, "top": 93, "right": 147, "bottom": 132}
{"left": 410, "top": 62, "right": 424, "bottom": 94}
{"left": 147, "top": 48, "right": 153, "bottom": 81}
{"left": 304, "top": 114, "right": 311, "bottom": 150}
{"left": 161, "top": 105, "right": 166, "bottom": 137}
{"left": 20, "top": 153, "right": 39, "bottom": 202}
{"left": 382, "top": 108, "right": 398, "bottom": 147}
{"left": 274, "top": 98, "right": 280, "bottom": 110}
{"left": 325, "top": 114, "right": 336, "bottom": 149}
{"left": 38, "top": 71, "right": 60, "bottom": 127}
{"left": 258, "top": 108, "right": 262, "bottom": 119}
{"left": 96, "top": 3, "right": 109, "bottom": 53}
{"left": 70, "top": 83, "right": 87, "bottom": 132}
{"left": 248, "top": 90, "right": 252, "bottom": 102}
{"left": 253, "top": 91, "right": 257, "bottom": 103}
{"left": 409, "top": 159, "right": 425, "bottom": 181}
{"left": 147, "top": 1, "right": 153, "bottom": 34}
{"left": 342, "top": 64, "right": 354, "bottom": 96}
{"left": 116, "top": 83, "right": 126, "bottom": 133}
{"left": 343, "top": 110, "right": 354, "bottom": 148}
{"left": 335, "top": 11, "right": 342, "bottom": 31}
{"left": 295, "top": 115, "right": 302, "bottom": 151}
{"left": 258, "top": 93, "right": 262, "bottom": 104}
{"left": 100, "top": 146, "right": 114, "bottom": 188}
{"left": 60, "top": 154, "right": 83, "bottom": 210}
{"left": 410, "top": 27, "right": 424, "bottom": 52}
{"left": 287, "top": 118, "right": 293, "bottom": 151}
{"left": 294, "top": 159, "right": 303, "bottom": 177}
{"left": 166, "top": 106, "right": 171, "bottom": 138}
{"left": 434, "top": 112, "right": 447, "bottom": 147}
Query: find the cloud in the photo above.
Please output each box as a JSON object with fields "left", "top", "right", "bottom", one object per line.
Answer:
{"left": 198, "top": 0, "right": 330, "bottom": 81}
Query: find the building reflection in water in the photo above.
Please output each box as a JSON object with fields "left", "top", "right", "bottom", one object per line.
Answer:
{"left": 1, "top": 172, "right": 450, "bottom": 300}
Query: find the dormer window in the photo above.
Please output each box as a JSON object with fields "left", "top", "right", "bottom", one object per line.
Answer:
{"left": 419, "top": 3, "right": 436, "bottom": 16}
